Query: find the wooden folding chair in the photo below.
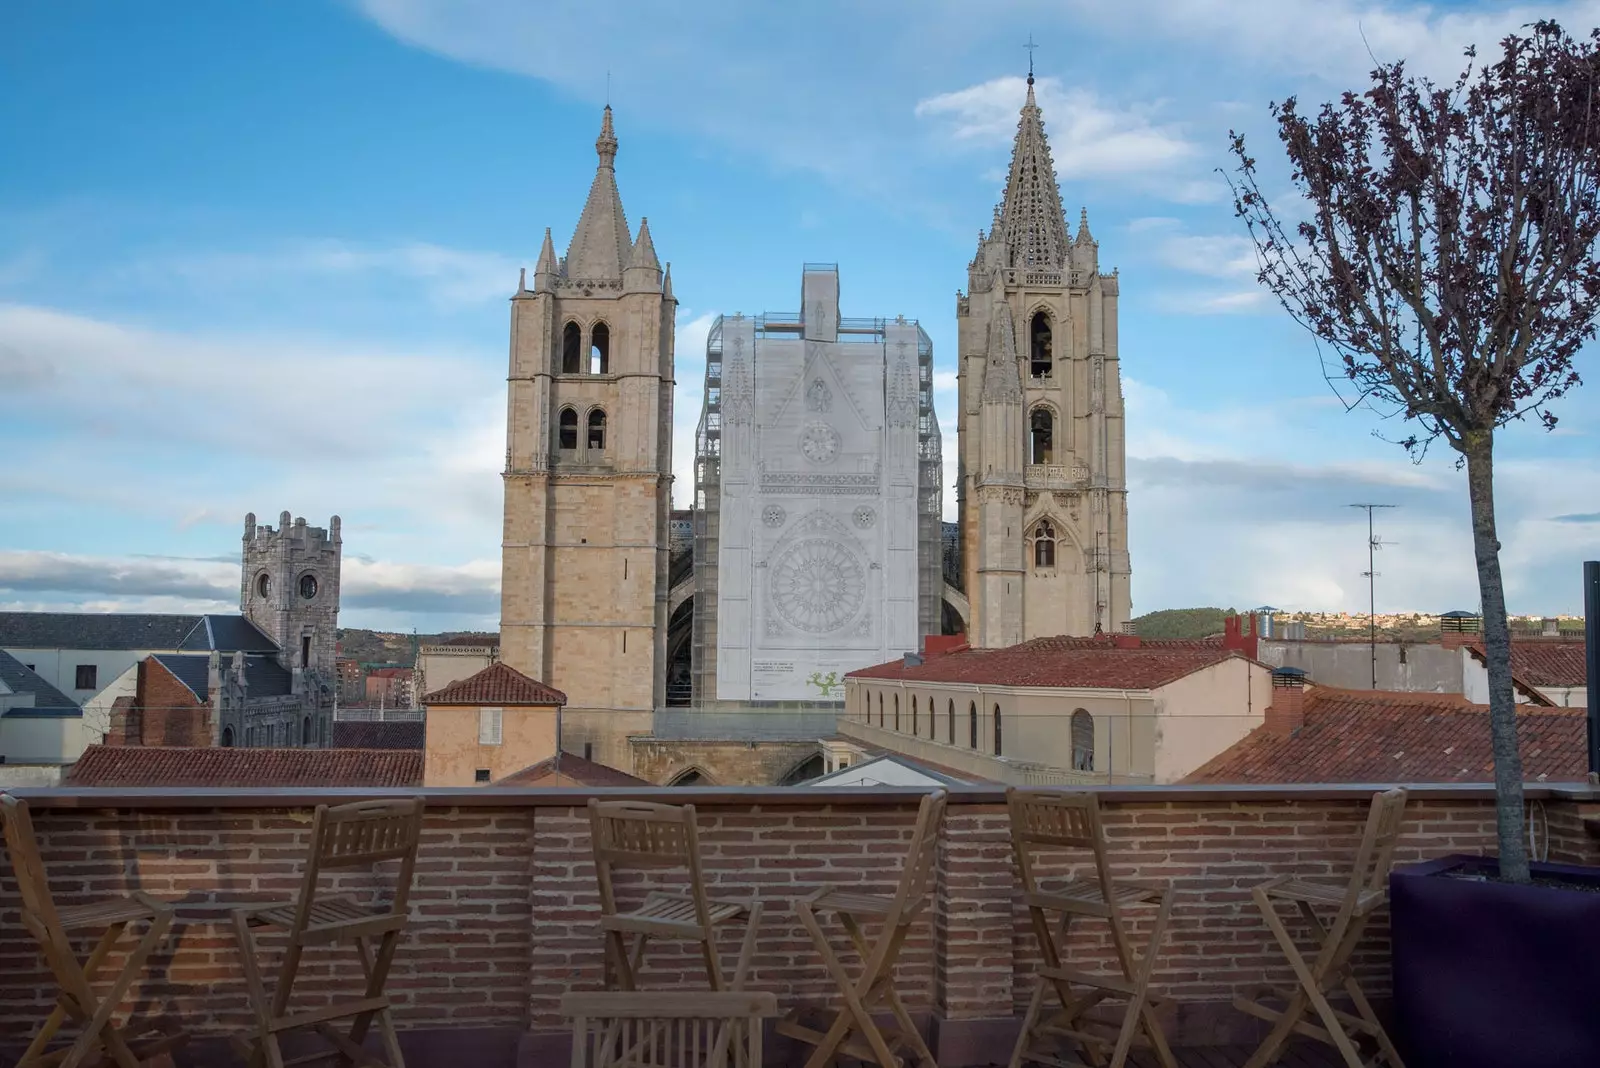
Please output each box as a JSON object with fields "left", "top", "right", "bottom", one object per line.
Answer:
{"left": 588, "top": 799, "right": 763, "bottom": 995}
{"left": 1, "top": 793, "right": 185, "bottom": 1068}
{"left": 229, "top": 797, "right": 425, "bottom": 1068}
{"left": 1235, "top": 787, "right": 1409, "bottom": 1068}
{"left": 1005, "top": 789, "right": 1177, "bottom": 1068}
{"left": 563, "top": 991, "right": 779, "bottom": 1068}
{"left": 778, "top": 789, "right": 946, "bottom": 1068}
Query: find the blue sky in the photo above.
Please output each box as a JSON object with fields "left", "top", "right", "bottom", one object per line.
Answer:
{"left": 2, "top": 0, "right": 1596, "bottom": 631}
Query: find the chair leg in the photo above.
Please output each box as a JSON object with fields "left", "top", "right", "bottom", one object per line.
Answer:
{"left": 61, "top": 915, "right": 169, "bottom": 1068}
{"left": 794, "top": 902, "right": 855, "bottom": 1068}
{"left": 1007, "top": 979, "right": 1047, "bottom": 1068}
{"left": 1255, "top": 898, "right": 1365, "bottom": 1068}
{"left": 231, "top": 913, "right": 286, "bottom": 1068}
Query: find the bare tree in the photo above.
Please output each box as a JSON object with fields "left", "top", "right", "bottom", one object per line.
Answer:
{"left": 1228, "top": 20, "right": 1600, "bottom": 883}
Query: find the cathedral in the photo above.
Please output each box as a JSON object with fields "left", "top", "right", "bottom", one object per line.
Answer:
{"left": 956, "top": 71, "right": 1132, "bottom": 644}
{"left": 498, "top": 73, "right": 1130, "bottom": 766}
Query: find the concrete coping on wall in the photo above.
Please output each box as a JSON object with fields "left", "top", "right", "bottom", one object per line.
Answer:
{"left": 8, "top": 781, "right": 1599, "bottom": 810}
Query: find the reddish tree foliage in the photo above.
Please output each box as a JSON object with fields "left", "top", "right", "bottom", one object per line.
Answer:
{"left": 1228, "top": 21, "right": 1600, "bottom": 882}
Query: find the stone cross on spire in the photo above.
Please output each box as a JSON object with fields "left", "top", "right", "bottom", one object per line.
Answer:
{"left": 565, "top": 105, "right": 632, "bottom": 280}
{"left": 997, "top": 72, "right": 1069, "bottom": 270}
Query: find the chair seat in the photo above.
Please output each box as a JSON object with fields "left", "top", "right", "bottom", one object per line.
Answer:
{"left": 242, "top": 895, "right": 385, "bottom": 931}
{"left": 807, "top": 890, "right": 900, "bottom": 919}
{"left": 603, "top": 891, "right": 749, "bottom": 932}
{"left": 1029, "top": 877, "right": 1164, "bottom": 912}
{"left": 57, "top": 895, "right": 162, "bottom": 931}
{"left": 1262, "top": 877, "right": 1384, "bottom": 913}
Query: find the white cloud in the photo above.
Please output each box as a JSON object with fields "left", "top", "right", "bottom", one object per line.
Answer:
{"left": 123, "top": 240, "right": 521, "bottom": 310}
{"left": 916, "top": 76, "right": 1196, "bottom": 179}
{"left": 670, "top": 311, "right": 717, "bottom": 510}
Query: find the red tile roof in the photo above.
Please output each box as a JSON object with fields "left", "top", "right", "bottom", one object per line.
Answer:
{"left": 1185, "top": 687, "right": 1586, "bottom": 785}
{"left": 421, "top": 662, "right": 566, "bottom": 706}
{"left": 66, "top": 745, "right": 423, "bottom": 788}
{"left": 494, "top": 754, "right": 648, "bottom": 787}
{"left": 1469, "top": 638, "right": 1588, "bottom": 689}
{"left": 846, "top": 635, "right": 1248, "bottom": 690}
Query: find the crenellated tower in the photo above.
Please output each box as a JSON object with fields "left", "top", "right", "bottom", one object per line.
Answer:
{"left": 500, "top": 106, "right": 676, "bottom": 767}
{"left": 956, "top": 72, "right": 1131, "bottom": 646}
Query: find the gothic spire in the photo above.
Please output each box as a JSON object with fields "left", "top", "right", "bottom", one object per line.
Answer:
{"left": 565, "top": 105, "right": 632, "bottom": 280}
{"left": 997, "top": 78, "right": 1070, "bottom": 270}
{"left": 662, "top": 262, "right": 675, "bottom": 301}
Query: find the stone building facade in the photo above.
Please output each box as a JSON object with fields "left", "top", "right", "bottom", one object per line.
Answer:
{"left": 691, "top": 266, "right": 943, "bottom": 703}
{"left": 498, "top": 106, "right": 675, "bottom": 769}
{"left": 958, "top": 73, "right": 1132, "bottom": 646}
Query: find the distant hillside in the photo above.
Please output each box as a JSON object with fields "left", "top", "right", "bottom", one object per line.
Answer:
{"left": 1131, "top": 607, "right": 1235, "bottom": 640}
{"left": 335, "top": 629, "right": 498, "bottom": 667}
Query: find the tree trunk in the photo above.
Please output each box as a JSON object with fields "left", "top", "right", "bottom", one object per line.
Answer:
{"left": 1463, "top": 429, "right": 1530, "bottom": 884}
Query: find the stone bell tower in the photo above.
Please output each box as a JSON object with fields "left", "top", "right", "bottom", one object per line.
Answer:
{"left": 499, "top": 105, "right": 676, "bottom": 767}
{"left": 241, "top": 511, "right": 342, "bottom": 683}
{"left": 957, "top": 71, "right": 1132, "bottom": 646}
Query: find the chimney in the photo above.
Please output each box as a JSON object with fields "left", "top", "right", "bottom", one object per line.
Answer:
{"left": 1266, "top": 667, "right": 1308, "bottom": 736}
{"left": 1542, "top": 617, "right": 1560, "bottom": 637}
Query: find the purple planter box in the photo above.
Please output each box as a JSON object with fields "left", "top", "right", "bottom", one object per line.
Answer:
{"left": 1391, "top": 854, "right": 1600, "bottom": 1068}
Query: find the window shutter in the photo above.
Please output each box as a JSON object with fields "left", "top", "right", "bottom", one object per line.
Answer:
{"left": 479, "top": 707, "right": 503, "bottom": 745}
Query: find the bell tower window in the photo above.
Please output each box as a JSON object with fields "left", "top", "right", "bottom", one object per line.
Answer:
{"left": 558, "top": 407, "right": 578, "bottom": 450}
{"left": 587, "top": 408, "right": 607, "bottom": 451}
{"left": 590, "top": 322, "right": 610, "bottom": 374}
{"left": 1030, "top": 311, "right": 1053, "bottom": 377}
{"left": 1030, "top": 408, "right": 1054, "bottom": 465}
{"left": 562, "top": 321, "right": 582, "bottom": 374}
{"left": 1033, "top": 521, "right": 1057, "bottom": 569}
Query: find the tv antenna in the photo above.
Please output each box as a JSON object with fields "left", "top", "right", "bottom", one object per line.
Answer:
{"left": 1349, "top": 503, "right": 1396, "bottom": 688}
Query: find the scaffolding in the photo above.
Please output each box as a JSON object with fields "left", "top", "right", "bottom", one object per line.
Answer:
{"left": 690, "top": 304, "right": 944, "bottom": 704}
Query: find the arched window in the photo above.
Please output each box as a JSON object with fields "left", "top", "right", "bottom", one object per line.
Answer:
{"left": 893, "top": 693, "right": 900, "bottom": 731}
{"left": 587, "top": 408, "right": 607, "bottom": 451}
{"left": 562, "top": 321, "right": 582, "bottom": 374}
{"left": 590, "top": 321, "right": 610, "bottom": 374}
{"left": 911, "top": 696, "right": 918, "bottom": 737}
{"left": 947, "top": 699, "right": 955, "bottom": 744}
{"left": 994, "top": 703, "right": 1003, "bottom": 756}
{"left": 1033, "top": 520, "right": 1057, "bottom": 569}
{"left": 1030, "top": 311, "right": 1053, "bottom": 377}
{"left": 969, "top": 701, "right": 978, "bottom": 748}
{"left": 928, "top": 696, "right": 936, "bottom": 738}
{"left": 877, "top": 692, "right": 883, "bottom": 726}
{"left": 558, "top": 407, "right": 578, "bottom": 450}
{"left": 1071, "top": 709, "right": 1094, "bottom": 771}
{"left": 302, "top": 716, "right": 312, "bottom": 745}
{"left": 1030, "top": 408, "right": 1054, "bottom": 464}
{"left": 222, "top": 725, "right": 235, "bottom": 748}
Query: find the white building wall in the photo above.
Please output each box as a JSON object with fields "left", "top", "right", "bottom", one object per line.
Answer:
{"left": 0, "top": 646, "right": 152, "bottom": 705}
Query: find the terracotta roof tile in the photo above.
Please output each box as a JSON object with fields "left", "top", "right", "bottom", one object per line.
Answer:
{"left": 1185, "top": 687, "right": 1586, "bottom": 785}
{"left": 494, "top": 754, "right": 648, "bottom": 787}
{"left": 846, "top": 635, "right": 1246, "bottom": 690}
{"left": 421, "top": 662, "right": 566, "bottom": 706}
{"left": 1469, "top": 638, "right": 1588, "bottom": 689}
{"left": 66, "top": 745, "right": 422, "bottom": 788}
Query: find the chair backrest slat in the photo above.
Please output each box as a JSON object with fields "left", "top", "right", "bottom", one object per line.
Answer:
{"left": 0, "top": 794, "right": 62, "bottom": 934}
{"left": 287, "top": 797, "right": 425, "bottom": 944}
{"left": 1006, "top": 789, "right": 1112, "bottom": 903}
{"left": 887, "top": 791, "right": 947, "bottom": 926}
{"left": 1352, "top": 787, "right": 1409, "bottom": 896}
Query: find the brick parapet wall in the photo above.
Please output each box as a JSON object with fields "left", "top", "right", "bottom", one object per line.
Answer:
{"left": 2, "top": 784, "right": 1597, "bottom": 1062}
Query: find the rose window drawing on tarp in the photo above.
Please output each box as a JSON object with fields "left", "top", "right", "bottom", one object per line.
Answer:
{"left": 770, "top": 537, "right": 866, "bottom": 634}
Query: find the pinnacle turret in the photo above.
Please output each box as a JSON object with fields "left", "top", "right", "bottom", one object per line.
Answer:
{"left": 630, "top": 217, "right": 660, "bottom": 271}
{"left": 533, "top": 227, "right": 558, "bottom": 291}
{"left": 982, "top": 300, "right": 1023, "bottom": 404}
{"left": 1075, "top": 207, "right": 1095, "bottom": 245}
